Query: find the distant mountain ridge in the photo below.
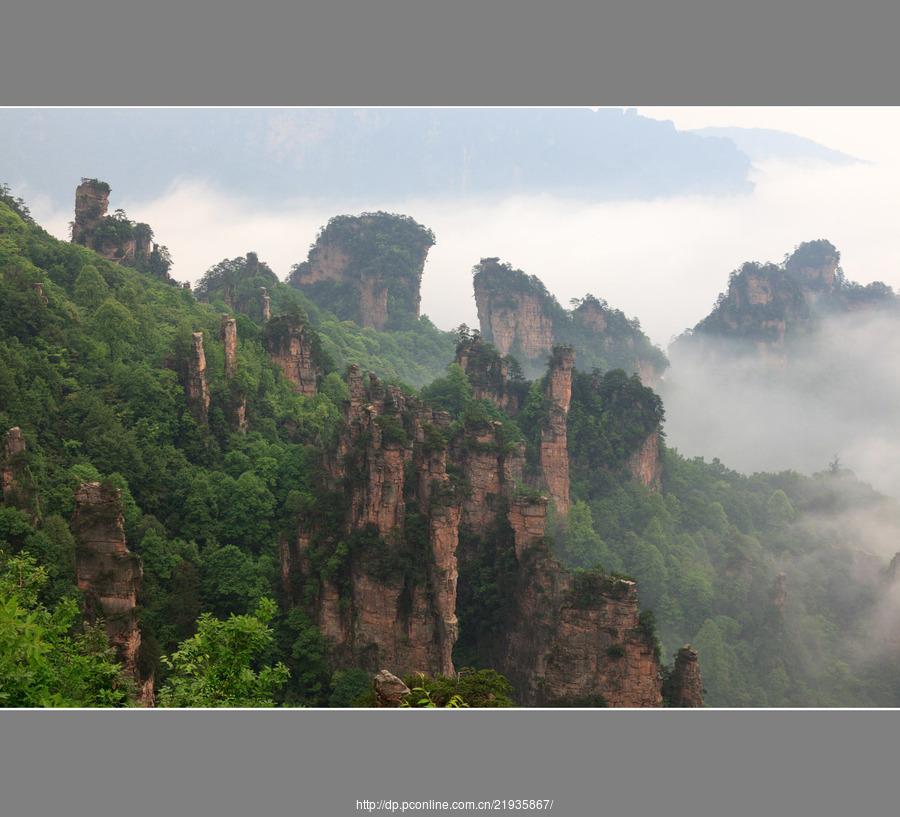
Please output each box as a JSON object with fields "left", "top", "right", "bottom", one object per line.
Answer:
{"left": 0, "top": 108, "right": 752, "bottom": 208}
{"left": 693, "top": 126, "right": 860, "bottom": 165}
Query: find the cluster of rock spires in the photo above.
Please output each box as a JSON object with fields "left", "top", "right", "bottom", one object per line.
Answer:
{"left": 176, "top": 301, "right": 323, "bottom": 434}
{"left": 276, "top": 347, "right": 699, "bottom": 706}
{"left": 674, "top": 239, "right": 897, "bottom": 368}
{"left": 19, "top": 185, "right": 701, "bottom": 706}
{"left": 454, "top": 334, "right": 661, "bottom": 493}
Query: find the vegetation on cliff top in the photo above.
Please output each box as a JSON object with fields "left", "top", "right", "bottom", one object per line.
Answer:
{"left": 473, "top": 258, "right": 667, "bottom": 378}
{"left": 288, "top": 212, "right": 435, "bottom": 330}
{"left": 684, "top": 239, "right": 897, "bottom": 345}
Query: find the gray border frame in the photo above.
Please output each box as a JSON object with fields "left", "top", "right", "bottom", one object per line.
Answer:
{"left": 4, "top": 0, "right": 900, "bottom": 104}
{"left": 4, "top": 2, "right": 900, "bottom": 815}
{"left": 2, "top": 709, "right": 899, "bottom": 816}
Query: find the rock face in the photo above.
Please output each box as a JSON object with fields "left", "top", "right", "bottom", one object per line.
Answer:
{"left": 72, "top": 482, "right": 144, "bottom": 684}
{"left": 665, "top": 646, "right": 704, "bottom": 707}
{"left": 284, "top": 354, "right": 674, "bottom": 705}
{"left": 288, "top": 213, "right": 434, "bottom": 330}
{"left": 473, "top": 259, "right": 666, "bottom": 382}
{"left": 373, "top": 669, "right": 411, "bottom": 707}
{"left": 2, "top": 427, "right": 28, "bottom": 507}
{"left": 484, "top": 494, "right": 664, "bottom": 707}
{"left": 71, "top": 179, "right": 155, "bottom": 266}
{"left": 184, "top": 331, "right": 211, "bottom": 423}
{"left": 221, "top": 315, "right": 238, "bottom": 379}
{"left": 474, "top": 264, "right": 555, "bottom": 364}
{"left": 286, "top": 366, "right": 461, "bottom": 678}
{"left": 72, "top": 179, "right": 111, "bottom": 246}
{"left": 221, "top": 315, "right": 248, "bottom": 432}
{"left": 455, "top": 334, "right": 524, "bottom": 414}
{"left": 265, "top": 315, "right": 322, "bottom": 397}
{"left": 540, "top": 346, "right": 574, "bottom": 515}
{"left": 626, "top": 430, "right": 662, "bottom": 490}
{"left": 455, "top": 422, "right": 524, "bottom": 531}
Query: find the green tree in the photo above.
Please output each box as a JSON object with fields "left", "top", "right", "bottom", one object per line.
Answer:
{"left": 420, "top": 363, "right": 474, "bottom": 418}
{"left": 561, "top": 501, "right": 610, "bottom": 569}
{"left": 0, "top": 552, "right": 130, "bottom": 707}
{"left": 157, "top": 598, "right": 289, "bottom": 707}
{"left": 73, "top": 264, "right": 109, "bottom": 309}
{"left": 91, "top": 298, "right": 138, "bottom": 358}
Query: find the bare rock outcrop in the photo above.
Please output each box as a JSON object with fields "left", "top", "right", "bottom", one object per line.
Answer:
{"left": 373, "top": 669, "right": 411, "bottom": 707}
{"left": 221, "top": 315, "right": 238, "bottom": 378}
{"left": 474, "top": 272, "right": 554, "bottom": 363}
{"left": 626, "top": 430, "right": 662, "bottom": 490}
{"left": 71, "top": 179, "right": 156, "bottom": 267}
{"left": 495, "top": 495, "right": 664, "bottom": 706}
{"left": 265, "top": 315, "right": 321, "bottom": 397}
{"left": 665, "top": 646, "right": 704, "bottom": 707}
{"left": 184, "top": 331, "right": 211, "bottom": 423}
{"left": 540, "top": 346, "right": 574, "bottom": 515}
{"left": 72, "top": 482, "right": 144, "bottom": 685}
{"left": 473, "top": 260, "right": 666, "bottom": 383}
{"left": 455, "top": 334, "right": 523, "bottom": 414}
{"left": 675, "top": 240, "right": 896, "bottom": 369}
{"left": 288, "top": 213, "right": 434, "bottom": 330}
{"left": 72, "top": 179, "right": 111, "bottom": 247}
{"left": 221, "top": 315, "right": 248, "bottom": 431}
{"left": 291, "top": 366, "right": 461, "bottom": 678}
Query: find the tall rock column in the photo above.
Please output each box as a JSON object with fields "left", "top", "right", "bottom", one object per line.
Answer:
{"left": 185, "top": 331, "right": 211, "bottom": 424}
{"left": 72, "top": 178, "right": 110, "bottom": 247}
{"left": 540, "top": 346, "right": 574, "bottom": 515}
{"left": 221, "top": 315, "right": 247, "bottom": 432}
{"left": 2, "top": 427, "right": 27, "bottom": 507}
{"left": 301, "top": 367, "right": 461, "bottom": 678}
{"left": 414, "top": 423, "right": 461, "bottom": 677}
{"left": 72, "top": 482, "right": 144, "bottom": 684}
{"left": 499, "top": 496, "right": 665, "bottom": 706}
{"left": 665, "top": 646, "right": 704, "bottom": 707}
{"left": 265, "top": 316, "right": 321, "bottom": 397}
{"left": 221, "top": 315, "right": 238, "bottom": 378}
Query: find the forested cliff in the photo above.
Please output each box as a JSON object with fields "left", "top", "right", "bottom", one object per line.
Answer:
{"left": 2, "top": 182, "right": 899, "bottom": 707}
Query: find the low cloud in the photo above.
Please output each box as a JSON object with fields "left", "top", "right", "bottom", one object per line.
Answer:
{"left": 662, "top": 310, "right": 900, "bottom": 500}
{"left": 31, "top": 157, "right": 900, "bottom": 349}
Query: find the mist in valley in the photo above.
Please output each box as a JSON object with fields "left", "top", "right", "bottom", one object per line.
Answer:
{"left": 662, "top": 309, "right": 900, "bottom": 501}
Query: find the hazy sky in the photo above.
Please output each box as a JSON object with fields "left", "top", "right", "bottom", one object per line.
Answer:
{"left": 33, "top": 107, "right": 900, "bottom": 346}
